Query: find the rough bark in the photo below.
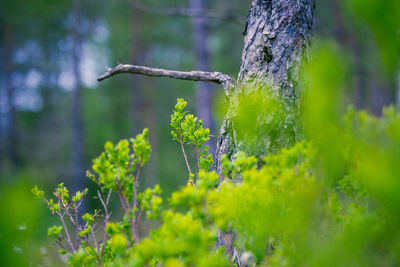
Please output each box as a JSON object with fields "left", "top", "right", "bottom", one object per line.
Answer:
{"left": 216, "top": 0, "right": 315, "bottom": 175}
{"left": 189, "top": 0, "right": 217, "bottom": 156}
{"left": 239, "top": 0, "right": 314, "bottom": 86}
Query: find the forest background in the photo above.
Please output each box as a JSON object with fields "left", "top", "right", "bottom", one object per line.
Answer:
{"left": 0, "top": 0, "right": 398, "bottom": 265}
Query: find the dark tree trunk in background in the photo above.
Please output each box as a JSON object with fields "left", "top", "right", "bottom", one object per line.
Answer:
{"left": 397, "top": 71, "right": 400, "bottom": 108}
{"left": 130, "top": 0, "right": 158, "bottom": 201}
{"left": 72, "top": 0, "right": 85, "bottom": 191}
{"left": 3, "top": 24, "right": 18, "bottom": 168}
{"left": 216, "top": 0, "right": 315, "bottom": 173}
{"left": 330, "top": 0, "right": 355, "bottom": 106}
{"left": 189, "top": 0, "right": 216, "bottom": 156}
{"left": 130, "top": 0, "right": 145, "bottom": 134}
{"left": 330, "top": 0, "right": 365, "bottom": 109}
{"left": 369, "top": 78, "right": 391, "bottom": 116}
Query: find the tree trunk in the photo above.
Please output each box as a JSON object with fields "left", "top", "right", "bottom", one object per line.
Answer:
{"left": 130, "top": 0, "right": 160, "bottom": 239}
{"left": 3, "top": 24, "right": 18, "bottom": 169}
{"left": 215, "top": 0, "right": 315, "bottom": 258}
{"left": 72, "top": 0, "right": 85, "bottom": 192}
{"left": 189, "top": 0, "right": 216, "bottom": 156}
{"left": 99, "top": 0, "right": 315, "bottom": 177}
{"left": 397, "top": 71, "right": 400, "bottom": 108}
{"left": 216, "top": 0, "right": 315, "bottom": 174}
{"left": 130, "top": 0, "right": 145, "bottom": 135}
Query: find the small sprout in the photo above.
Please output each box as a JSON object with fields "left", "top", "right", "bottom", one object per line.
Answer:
{"left": 106, "top": 222, "right": 121, "bottom": 235}
{"left": 48, "top": 225, "right": 63, "bottom": 237}
{"left": 170, "top": 98, "right": 213, "bottom": 178}
{"left": 48, "top": 199, "right": 60, "bottom": 214}
{"left": 78, "top": 226, "right": 92, "bottom": 237}
{"left": 72, "top": 191, "right": 83, "bottom": 203}
{"left": 82, "top": 213, "right": 94, "bottom": 225}
{"left": 56, "top": 183, "right": 70, "bottom": 202}
{"left": 31, "top": 185, "right": 44, "bottom": 199}
{"left": 131, "top": 128, "right": 151, "bottom": 167}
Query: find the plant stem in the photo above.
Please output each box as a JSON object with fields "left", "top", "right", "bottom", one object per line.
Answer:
{"left": 115, "top": 179, "right": 129, "bottom": 214}
{"left": 132, "top": 165, "right": 142, "bottom": 241}
{"left": 133, "top": 166, "right": 141, "bottom": 211}
{"left": 179, "top": 134, "right": 192, "bottom": 175}
{"left": 58, "top": 202, "right": 75, "bottom": 252}
{"left": 196, "top": 147, "right": 201, "bottom": 173}
{"left": 98, "top": 189, "right": 112, "bottom": 259}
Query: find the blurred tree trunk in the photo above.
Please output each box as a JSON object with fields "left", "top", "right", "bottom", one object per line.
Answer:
{"left": 216, "top": 0, "right": 315, "bottom": 174}
{"left": 3, "top": 24, "right": 18, "bottom": 169}
{"left": 189, "top": 0, "right": 216, "bottom": 156}
{"left": 369, "top": 78, "right": 391, "bottom": 116}
{"left": 130, "top": 0, "right": 158, "bottom": 232}
{"left": 130, "top": 0, "right": 145, "bottom": 135}
{"left": 71, "top": 0, "right": 85, "bottom": 191}
{"left": 397, "top": 71, "right": 400, "bottom": 108}
{"left": 330, "top": 0, "right": 365, "bottom": 109}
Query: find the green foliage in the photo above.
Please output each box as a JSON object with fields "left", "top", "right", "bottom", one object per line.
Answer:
{"left": 34, "top": 93, "right": 400, "bottom": 266}
{"left": 90, "top": 128, "right": 151, "bottom": 201}
{"left": 48, "top": 225, "right": 63, "bottom": 237}
{"left": 171, "top": 98, "right": 214, "bottom": 180}
{"left": 129, "top": 211, "right": 230, "bottom": 267}
{"left": 230, "top": 84, "right": 302, "bottom": 156}
{"left": 131, "top": 128, "right": 152, "bottom": 167}
{"left": 138, "top": 185, "right": 163, "bottom": 220}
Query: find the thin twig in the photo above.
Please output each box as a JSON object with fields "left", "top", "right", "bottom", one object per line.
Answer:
{"left": 97, "top": 64, "right": 235, "bottom": 91}
{"left": 90, "top": 225, "right": 99, "bottom": 252}
{"left": 97, "top": 189, "right": 112, "bottom": 259}
{"left": 55, "top": 238, "right": 68, "bottom": 250}
{"left": 97, "top": 191, "right": 108, "bottom": 214}
{"left": 133, "top": 166, "right": 142, "bottom": 212}
{"left": 73, "top": 199, "right": 85, "bottom": 247}
{"left": 57, "top": 200, "right": 75, "bottom": 252}
{"left": 196, "top": 147, "right": 201, "bottom": 173}
{"left": 137, "top": 208, "right": 144, "bottom": 228}
{"left": 106, "top": 189, "right": 112, "bottom": 206}
{"left": 132, "top": 165, "right": 142, "bottom": 241}
{"left": 54, "top": 193, "right": 75, "bottom": 227}
{"left": 115, "top": 179, "right": 129, "bottom": 214}
{"left": 179, "top": 134, "right": 192, "bottom": 176}
{"left": 233, "top": 247, "right": 241, "bottom": 266}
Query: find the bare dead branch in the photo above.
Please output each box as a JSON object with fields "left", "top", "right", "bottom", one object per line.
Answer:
{"left": 98, "top": 64, "right": 235, "bottom": 91}
{"left": 131, "top": 3, "right": 245, "bottom": 24}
